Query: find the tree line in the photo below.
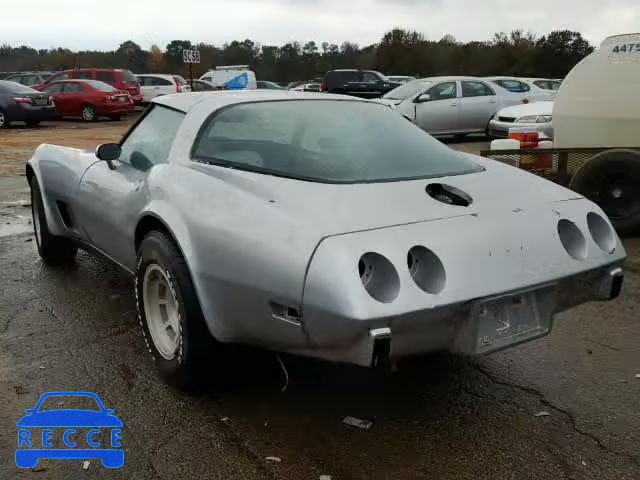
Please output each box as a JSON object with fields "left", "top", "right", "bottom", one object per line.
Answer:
{"left": 0, "top": 28, "right": 594, "bottom": 82}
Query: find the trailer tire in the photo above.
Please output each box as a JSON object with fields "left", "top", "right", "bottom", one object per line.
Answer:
{"left": 570, "top": 149, "right": 640, "bottom": 235}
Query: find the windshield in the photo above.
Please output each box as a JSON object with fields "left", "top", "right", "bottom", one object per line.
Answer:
{"left": 87, "top": 80, "right": 117, "bottom": 92}
{"left": 120, "top": 69, "right": 139, "bottom": 84}
{"left": 383, "top": 79, "right": 431, "bottom": 100}
{"left": 193, "top": 100, "right": 482, "bottom": 183}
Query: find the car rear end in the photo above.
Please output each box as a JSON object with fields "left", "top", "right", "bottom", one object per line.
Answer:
{"left": 96, "top": 91, "right": 134, "bottom": 116}
{"left": 1, "top": 86, "right": 56, "bottom": 125}
{"left": 173, "top": 75, "right": 191, "bottom": 93}
{"left": 116, "top": 70, "right": 143, "bottom": 104}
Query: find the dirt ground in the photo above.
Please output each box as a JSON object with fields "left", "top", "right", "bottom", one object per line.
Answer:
{"left": 0, "top": 117, "right": 137, "bottom": 176}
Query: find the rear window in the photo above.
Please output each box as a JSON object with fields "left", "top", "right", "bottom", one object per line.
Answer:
{"left": 87, "top": 80, "right": 116, "bottom": 92}
{"left": 325, "top": 71, "right": 358, "bottom": 84}
{"left": 96, "top": 71, "right": 116, "bottom": 83}
{"left": 383, "top": 79, "right": 432, "bottom": 100}
{"left": 120, "top": 70, "right": 138, "bottom": 84}
{"left": 494, "top": 79, "right": 530, "bottom": 93}
{"left": 192, "top": 100, "right": 482, "bottom": 183}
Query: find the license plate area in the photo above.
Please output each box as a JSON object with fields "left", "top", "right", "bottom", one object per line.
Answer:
{"left": 33, "top": 98, "right": 48, "bottom": 106}
{"left": 453, "top": 285, "right": 556, "bottom": 355}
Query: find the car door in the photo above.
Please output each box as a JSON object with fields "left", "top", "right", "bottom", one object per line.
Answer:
{"left": 73, "top": 105, "right": 185, "bottom": 268}
{"left": 459, "top": 80, "right": 498, "bottom": 132}
{"left": 60, "top": 82, "right": 85, "bottom": 116}
{"left": 414, "top": 81, "right": 460, "bottom": 134}
{"left": 41, "top": 83, "right": 65, "bottom": 114}
{"left": 137, "top": 76, "right": 153, "bottom": 102}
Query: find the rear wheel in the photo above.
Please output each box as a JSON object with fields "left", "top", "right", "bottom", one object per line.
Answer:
{"left": 571, "top": 149, "right": 640, "bottom": 234}
{"left": 81, "top": 104, "right": 96, "bottom": 121}
{"left": 0, "top": 109, "right": 9, "bottom": 128}
{"left": 136, "top": 230, "right": 218, "bottom": 390}
{"left": 30, "top": 177, "right": 77, "bottom": 265}
{"left": 26, "top": 120, "right": 40, "bottom": 127}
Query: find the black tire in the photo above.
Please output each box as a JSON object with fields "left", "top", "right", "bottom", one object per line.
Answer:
{"left": 30, "top": 177, "right": 77, "bottom": 265}
{"left": 135, "top": 231, "right": 217, "bottom": 390}
{"left": 0, "top": 109, "right": 10, "bottom": 128}
{"left": 81, "top": 104, "right": 96, "bottom": 122}
{"left": 109, "top": 114, "right": 121, "bottom": 121}
{"left": 570, "top": 149, "right": 640, "bottom": 235}
{"left": 453, "top": 133, "right": 467, "bottom": 141}
{"left": 26, "top": 120, "right": 40, "bottom": 127}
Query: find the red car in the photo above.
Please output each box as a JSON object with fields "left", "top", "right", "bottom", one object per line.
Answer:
{"left": 40, "top": 80, "right": 134, "bottom": 121}
{"left": 35, "top": 68, "right": 143, "bottom": 104}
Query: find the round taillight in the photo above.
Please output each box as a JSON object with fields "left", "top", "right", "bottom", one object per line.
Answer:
{"left": 557, "top": 219, "right": 587, "bottom": 260}
{"left": 358, "top": 252, "right": 400, "bottom": 303}
{"left": 587, "top": 212, "right": 616, "bottom": 253}
{"left": 407, "top": 246, "right": 446, "bottom": 294}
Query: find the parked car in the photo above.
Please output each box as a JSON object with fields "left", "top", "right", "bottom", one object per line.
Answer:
{"left": 27, "top": 91, "right": 625, "bottom": 389}
{"left": 487, "top": 101, "right": 554, "bottom": 138}
{"left": 4, "top": 72, "right": 53, "bottom": 87}
{"left": 386, "top": 75, "right": 416, "bottom": 84}
{"left": 190, "top": 79, "right": 219, "bottom": 92}
{"left": 377, "top": 76, "right": 526, "bottom": 136}
{"left": 291, "top": 83, "right": 321, "bottom": 92}
{"left": 320, "top": 69, "right": 400, "bottom": 98}
{"left": 257, "top": 80, "right": 285, "bottom": 90}
{"left": 484, "top": 77, "right": 556, "bottom": 102}
{"left": 0, "top": 80, "right": 55, "bottom": 128}
{"left": 35, "top": 69, "right": 142, "bottom": 104}
{"left": 40, "top": 80, "right": 133, "bottom": 121}
{"left": 137, "top": 74, "right": 191, "bottom": 103}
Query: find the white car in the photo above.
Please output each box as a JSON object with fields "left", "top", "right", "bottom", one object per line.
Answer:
{"left": 488, "top": 101, "right": 554, "bottom": 138}
{"left": 136, "top": 74, "right": 191, "bottom": 103}
{"left": 485, "top": 77, "right": 556, "bottom": 102}
{"left": 377, "top": 76, "right": 526, "bottom": 136}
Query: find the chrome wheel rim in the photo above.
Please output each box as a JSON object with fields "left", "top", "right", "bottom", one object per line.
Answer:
{"left": 32, "top": 193, "right": 41, "bottom": 247}
{"left": 82, "top": 106, "right": 94, "bottom": 121}
{"left": 0, "top": 112, "right": 5, "bottom": 127}
{"left": 143, "top": 264, "right": 180, "bottom": 360}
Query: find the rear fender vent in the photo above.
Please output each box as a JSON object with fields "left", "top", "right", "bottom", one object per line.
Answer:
{"left": 56, "top": 201, "right": 74, "bottom": 228}
{"left": 425, "top": 183, "right": 472, "bottom": 207}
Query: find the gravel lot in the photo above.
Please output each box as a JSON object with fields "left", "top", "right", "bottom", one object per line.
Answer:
{"left": 1, "top": 118, "right": 638, "bottom": 479}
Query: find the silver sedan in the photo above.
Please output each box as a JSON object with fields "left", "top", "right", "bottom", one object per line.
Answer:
{"left": 377, "top": 76, "right": 526, "bottom": 136}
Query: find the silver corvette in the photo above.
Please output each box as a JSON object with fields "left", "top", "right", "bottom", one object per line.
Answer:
{"left": 27, "top": 91, "right": 626, "bottom": 389}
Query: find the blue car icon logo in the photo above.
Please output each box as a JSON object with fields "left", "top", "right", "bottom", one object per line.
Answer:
{"left": 16, "top": 391, "right": 123, "bottom": 468}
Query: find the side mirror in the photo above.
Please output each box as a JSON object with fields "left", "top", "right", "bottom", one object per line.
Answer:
{"left": 24, "top": 409, "right": 34, "bottom": 414}
{"left": 96, "top": 143, "right": 121, "bottom": 170}
{"left": 415, "top": 93, "right": 431, "bottom": 103}
{"left": 105, "top": 409, "right": 115, "bottom": 415}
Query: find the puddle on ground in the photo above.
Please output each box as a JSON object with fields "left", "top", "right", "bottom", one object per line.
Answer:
{"left": 0, "top": 201, "right": 33, "bottom": 237}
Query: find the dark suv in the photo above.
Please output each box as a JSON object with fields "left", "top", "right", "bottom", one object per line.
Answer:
{"left": 320, "top": 70, "right": 400, "bottom": 99}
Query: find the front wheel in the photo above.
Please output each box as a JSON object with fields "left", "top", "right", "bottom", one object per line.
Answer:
{"left": 30, "top": 177, "right": 77, "bottom": 265}
{"left": 81, "top": 104, "right": 96, "bottom": 121}
{"left": 135, "top": 231, "right": 217, "bottom": 390}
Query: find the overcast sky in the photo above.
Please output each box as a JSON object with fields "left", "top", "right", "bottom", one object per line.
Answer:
{"left": 3, "top": 0, "right": 638, "bottom": 50}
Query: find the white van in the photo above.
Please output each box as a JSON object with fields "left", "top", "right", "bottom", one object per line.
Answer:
{"left": 199, "top": 66, "right": 257, "bottom": 90}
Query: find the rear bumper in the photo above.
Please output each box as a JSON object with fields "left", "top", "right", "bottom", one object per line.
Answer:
{"left": 7, "top": 104, "right": 56, "bottom": 122}
{"left": 130, "top": 94, "right": 143, "bottom": 104}
{"left": 96, "top": 103, "right": 135, "bottom": 115}
{"left": 295, "top": 200, "right": 625, "bottom": 366}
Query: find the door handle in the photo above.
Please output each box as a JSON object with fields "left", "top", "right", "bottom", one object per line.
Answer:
{"left": 488, "top": 98, "right": 497, "bottom": 103}
{"left": 450, "top": 101, "right": 460, "bottom": 106}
